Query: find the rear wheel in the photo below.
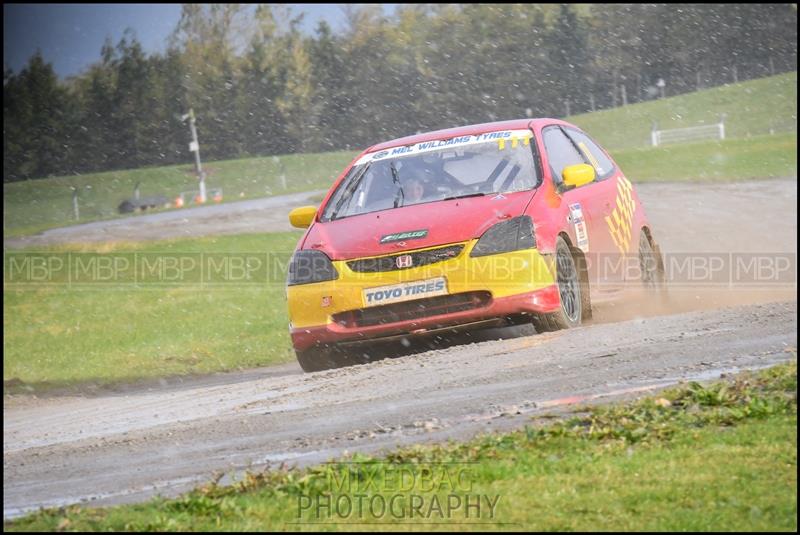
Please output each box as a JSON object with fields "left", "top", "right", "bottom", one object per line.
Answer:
{"left": 532, "top": 237, "right": 583, "bottom": 332}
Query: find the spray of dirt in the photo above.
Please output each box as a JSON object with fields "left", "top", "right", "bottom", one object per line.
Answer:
{"left": 589, "top": 178, "right": 797, "bottom": 325}
{"left": 590, "top": 287, "right": 796, "bottom": 325}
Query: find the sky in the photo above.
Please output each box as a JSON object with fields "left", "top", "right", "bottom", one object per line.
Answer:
{"left": 4, "top": 4, "right": 393, "bottom": 78}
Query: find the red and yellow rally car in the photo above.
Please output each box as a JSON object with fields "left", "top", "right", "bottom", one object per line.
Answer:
{"left": 286, "top": 119, "right": 665, "bottom": 372}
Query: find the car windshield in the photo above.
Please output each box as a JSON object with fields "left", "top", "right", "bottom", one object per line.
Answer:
{"left": 321, "top": 130, "right": 540, "bottom": 221}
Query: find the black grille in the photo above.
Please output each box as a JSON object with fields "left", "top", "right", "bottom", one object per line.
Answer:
{"left": 332, "top": 291, "right": 492, "bottom": 328}
{"left": 347, "top": 244, "right": 464, "bottom": 273}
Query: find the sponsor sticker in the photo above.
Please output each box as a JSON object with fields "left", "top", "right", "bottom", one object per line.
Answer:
{"left": 355, "top": 129, "right": 534, "bottom": 166}
{"left": 569, "top": 203, "right": 590, "bottom": 253}
{"left": 605, "top": 175, "right": 636, "bottom": 254}
{"left": 380, "top": 229, "right": 428, "bottom": 244}
{"left": 363, "top": 277, "right": 447, "bottom": 307}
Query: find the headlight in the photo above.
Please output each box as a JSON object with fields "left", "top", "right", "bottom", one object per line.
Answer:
{"left": 470, "top": 216, "right": 536, "bottom": 257}
{"left": 287, "top": 250, "right": 339, "bottom": 285}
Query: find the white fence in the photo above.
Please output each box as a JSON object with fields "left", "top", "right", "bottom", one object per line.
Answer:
{"left": 651, "top": 117, "right": 726, "bottom": 147}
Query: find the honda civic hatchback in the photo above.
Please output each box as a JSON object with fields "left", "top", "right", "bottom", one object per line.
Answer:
{"left": 286, "top": 118, "right": 665, "bottom": 372}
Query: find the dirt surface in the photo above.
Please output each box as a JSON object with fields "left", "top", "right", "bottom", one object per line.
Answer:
{"left": 3, "top": 178, "right": 798, "bottom": 519}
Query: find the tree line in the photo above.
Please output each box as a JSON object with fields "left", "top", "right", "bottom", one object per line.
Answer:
{"left": 4, "top": 3, "right": 797, "bottom": 182}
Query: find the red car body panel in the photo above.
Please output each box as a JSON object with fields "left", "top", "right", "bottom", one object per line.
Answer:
{"left": 302, "top": 189, "right": 537, "bottom": 260}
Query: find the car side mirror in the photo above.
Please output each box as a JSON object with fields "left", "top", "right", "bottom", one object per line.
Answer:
{"left": 562, "top": 164, "right": 596, "bottom": 189}
{"left": 289, "top": 205, "right": 317, "bottom": 228}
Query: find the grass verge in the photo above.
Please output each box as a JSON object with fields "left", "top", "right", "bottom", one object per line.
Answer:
{"left": 5, "top": 362, "right": 796, "bottom": 531}
{"left": 3, "top": 233, "right": 302, "bottom": 392}
{"left": 571, "top": 71, "right": 797, "bottom": 150}
{"left": 615, "top": 132, "right": 797, "bottom": 182}
{"left": 3, "top": 150, "right": 358, "bottom": 238}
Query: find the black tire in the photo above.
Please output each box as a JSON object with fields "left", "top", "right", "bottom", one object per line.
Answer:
{"left": 532, "top": 237, "right": 583, "bottom": 332}
{"left": 295, "top": 345, "right": 371, "bottom": 373}
{"left": 295, "top": 345, "right": 342, "bottom": 373}
{"left": 639, "top": 231, "right": 667, "bottom": 296}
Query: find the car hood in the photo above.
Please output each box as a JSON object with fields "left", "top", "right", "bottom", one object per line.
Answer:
{"left": 302, "top": 189, "right": 537, "bottom": 260}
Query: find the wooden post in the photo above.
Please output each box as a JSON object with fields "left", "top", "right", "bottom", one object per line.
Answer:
{"left": 589, "top": 93, "right": 595, "bottom": 112}
{"left": 272, "top": 156, "right": 287, "bottom": 189}
{"left": 186, "top": 108, "right": 206, "bottom": 203}
{"left": 620, "top": 84, "right": 628, "bottom": 106}
{"left": 72, "top": 188, "right": 80, "bottom": 221}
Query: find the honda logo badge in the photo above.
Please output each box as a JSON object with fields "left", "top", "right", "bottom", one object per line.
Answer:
{"left": 396, "top": 255, "right": 413, "bottom": 269}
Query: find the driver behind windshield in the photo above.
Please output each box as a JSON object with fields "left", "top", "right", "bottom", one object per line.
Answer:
{"left": 322, "top": 134, "right": 539, "bottom": 221}
{"left": 404, "top": 177, "right": 426, "bottom": 203}
{"left": 396, "top": 159, "right": 435, "bottom": 204}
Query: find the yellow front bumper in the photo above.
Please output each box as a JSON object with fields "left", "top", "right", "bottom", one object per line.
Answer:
{"left": 287, "top": 240, "right": 556, "bottom": 329}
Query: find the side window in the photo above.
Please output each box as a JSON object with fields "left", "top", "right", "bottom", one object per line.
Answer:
{"left": 542, "top": 127, "right": 585, "bottom": 184}
{"left": 563, "top": 128, "right": 615, "bottom": 180}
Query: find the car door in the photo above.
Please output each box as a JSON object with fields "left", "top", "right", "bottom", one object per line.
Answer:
{"left": 562, "top": 127, "right": 633, "bottom": 284}
{"left": 540, "top": 126, "right": 622, "bottom": 286}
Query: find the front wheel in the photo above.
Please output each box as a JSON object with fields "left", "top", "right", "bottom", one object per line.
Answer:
{"left": 295, "top": 344, "right": 372, "bottom": 373}
{"left": 532, "top": 237, "right": 583, "bottom": 332}
{"left": 295, "top": 345, "right": 348, "bottom": 373}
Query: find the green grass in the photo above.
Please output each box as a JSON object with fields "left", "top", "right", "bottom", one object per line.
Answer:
{"left": 4, "top": 73, "right": 796, "bottom": 237}
{"left": 571, "top": 71, "right": 797, "bottom": 150}
{"left": 3, "top": 232, "right": 303, "bottom": 392}
{"left": 616, "top": 132, "right": 797, "bottom": 182}
{"left": 3, "top": 150, "right": 358, "bottom": 237}
{"left": 6, "top": 362, "right": 796, "bottom": 531}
